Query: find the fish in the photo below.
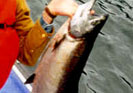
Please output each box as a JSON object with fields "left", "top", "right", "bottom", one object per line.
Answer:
{"left": 25, "top": 0, "right": 108, "bottom": 93}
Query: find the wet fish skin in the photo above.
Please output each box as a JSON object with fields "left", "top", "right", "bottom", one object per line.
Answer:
{"left": 31, "top": 0, "right": 108, "bottom": 93}
{"left": 32, "top": 19, "right": 86, "bottom": 93}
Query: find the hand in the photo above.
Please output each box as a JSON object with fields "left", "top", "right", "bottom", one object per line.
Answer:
{"left": 46, "top": 0, "right": 78, "bottom": 18}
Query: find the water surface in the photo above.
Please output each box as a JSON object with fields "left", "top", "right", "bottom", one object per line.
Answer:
{"left": 79, "top": 0, "right": 133, "bottom": 93}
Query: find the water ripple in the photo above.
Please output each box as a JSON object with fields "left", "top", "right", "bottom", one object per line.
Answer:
{"left": 97, "top": 0, "right": 133, "bottom": 21}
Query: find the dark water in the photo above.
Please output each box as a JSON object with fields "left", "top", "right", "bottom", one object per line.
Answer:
{"left": 25, "top": 0, "right": 133, "bottom": 93}
{"left": 79, "top": 0, "right": 133, "bottom": 93}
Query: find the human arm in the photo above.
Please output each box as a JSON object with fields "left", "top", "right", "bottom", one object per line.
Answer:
{"left": 15, "top": 0, "right": 55, "bottom": 66}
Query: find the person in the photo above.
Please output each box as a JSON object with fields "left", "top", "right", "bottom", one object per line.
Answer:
{"left": 0, "top": 0, "right": 78, "bottom": 89}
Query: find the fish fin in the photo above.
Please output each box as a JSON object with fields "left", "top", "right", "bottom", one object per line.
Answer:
{"left": 99, "top": 32, "right": 105, "bottom": 35}
{"left": 24, "top": 73, "right": 36, "bottom": 84}
{"left": 82, "top": 70, "right": 87, "bottom": 75}
{"left": 52, "top": 34, "right": 66, "bottom": 51}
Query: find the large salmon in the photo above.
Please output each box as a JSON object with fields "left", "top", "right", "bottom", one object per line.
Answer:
{"left": 26, "top": 0, "right": 108, "bottom": 93}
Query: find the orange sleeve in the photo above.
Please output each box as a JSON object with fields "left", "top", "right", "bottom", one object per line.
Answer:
{"left": 15, "top": 0, "right": 54, "bottom": 66}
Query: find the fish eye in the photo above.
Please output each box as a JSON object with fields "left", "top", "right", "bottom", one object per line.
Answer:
{"left": 91, "top": 21, "right": 96, "bottom": 25}
{"left": 91, "top": 20, "right": 100, "bottom": 25}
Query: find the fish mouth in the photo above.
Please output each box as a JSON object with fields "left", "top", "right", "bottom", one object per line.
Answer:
{"left": 88, "top": 13, "right": 108, "bottom": 27}
{"left": 70, "top": 0, "right": 108, "bottom": 38}
{"left": 79, "top": 0, "right": 108, "bottom": 26}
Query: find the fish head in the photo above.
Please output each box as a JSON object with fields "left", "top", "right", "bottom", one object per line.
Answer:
{"left": 70, "top": 0, "right": 108, "bottom": 38}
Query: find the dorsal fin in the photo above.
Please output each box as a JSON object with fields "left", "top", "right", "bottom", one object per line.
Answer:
{"left": 24, "top": 73, "right": 36, "bottom": 84}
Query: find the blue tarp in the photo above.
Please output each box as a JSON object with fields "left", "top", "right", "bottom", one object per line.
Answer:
{"left": 0, "top": 70, "right": 30, "bottom": 93}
